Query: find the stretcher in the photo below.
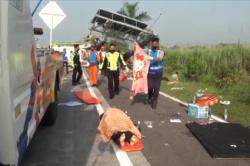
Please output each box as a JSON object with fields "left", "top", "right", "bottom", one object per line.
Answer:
{"left": 119, "top": 139, "right": 144, "bottom": 152}
{"left": 75, "top": 91, "right": 101, "bottom": 105}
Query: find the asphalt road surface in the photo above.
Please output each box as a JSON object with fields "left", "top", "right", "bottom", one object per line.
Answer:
{"left": 21, "top": 69, "right": 250, "bottom": 166}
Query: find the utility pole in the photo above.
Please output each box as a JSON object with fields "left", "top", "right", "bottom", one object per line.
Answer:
{"left": 149, "top": 13, "right": 162, "bottom": 29}
{"left": 32, "top": 0, "right": 43, "bottom": 16}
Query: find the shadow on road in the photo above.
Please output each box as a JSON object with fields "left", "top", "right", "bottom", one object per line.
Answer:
{"left": 20, "top": 75, "right": 103, "bottom": 166}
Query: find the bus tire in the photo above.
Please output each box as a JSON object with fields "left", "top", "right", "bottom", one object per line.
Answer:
{"left": 42, "top": 88, "right": 58, "bottom": 126}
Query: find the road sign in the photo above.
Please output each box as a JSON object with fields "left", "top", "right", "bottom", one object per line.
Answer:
{"left": 39, "top": 1, "right": 66, "bottom": 29}
{"left": 39, "top": 0, "right": 66, "bottom": 47}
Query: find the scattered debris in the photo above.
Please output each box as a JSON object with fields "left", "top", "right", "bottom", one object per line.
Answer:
{"left": 159, "top": 120, "right": 166, "bottom": 126}
{"left": 144, "top": 121, "right": 153, "bottom": 128}
{"left": 170, "top": 119, "right": 182, "bottom": 123}
{"left": 220, "top": 100, "right": 231, "bottom": 105}
{"left": 187, "top": 103, "right": 211, "bottom": 119}
{"left": 164, "top": 143, "right": 169, "bottom": 146}
{"left": 170, "top": 87, "right": 184, "bottom": 90}
{"left": 171, "top": 112, "right": 181, "bottom": 118}
{"left": 58, "top": 101, "right": 83, "bottom": 107}
{"left": 230, "top": 144, "right": 237, "bottom": 148}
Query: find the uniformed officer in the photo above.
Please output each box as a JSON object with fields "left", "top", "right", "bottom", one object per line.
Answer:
{"left": 102, "top": 43, "right": 126, "bottom": 99}
{"left": 72, "top": 46, "right": 82, "bottom": 85}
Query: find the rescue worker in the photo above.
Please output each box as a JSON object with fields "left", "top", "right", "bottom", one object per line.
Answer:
{"left": 102, "top": 43, "right": 127, "bottom": 99}
{"left": 62, "top": 48, "right": 69, "bottom": 74}
{"left": 147, "top": 37, "right": 165, "bottom": 109}
{"left": 98, "top": 45, "right": 106, "bottom": 75}
{"left": 86, "top": 46, "right": 99, "bottom": 86}
{"left": 72, "top": 46, "right": 82, "bottom": 85}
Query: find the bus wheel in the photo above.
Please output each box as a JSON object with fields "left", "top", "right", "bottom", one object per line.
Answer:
{"left": 41, "top": 89, "right": 58, "bottom": 126}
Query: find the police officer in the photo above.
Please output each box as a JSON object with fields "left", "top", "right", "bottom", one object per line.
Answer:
{"left": 102, "top": 43, "right": 126, "bottom": 99}
{"left": 147, "top": 37, "right": 165, "bottom": 109}
{"left": 72, "top": 46, "right": 82, "bottom": 85}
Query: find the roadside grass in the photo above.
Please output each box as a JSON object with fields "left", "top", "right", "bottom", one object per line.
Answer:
{"left": 161, "top": 80, "right": 250, "bottom": 127}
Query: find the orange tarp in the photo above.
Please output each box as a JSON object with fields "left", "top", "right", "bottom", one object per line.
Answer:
{"left": 89, "top": 65, "right": 98, "bottom": 85}
{"left": 75, "top": 91, "right": 101, "bottom": 105}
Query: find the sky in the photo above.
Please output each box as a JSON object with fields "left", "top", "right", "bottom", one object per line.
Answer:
{"left": 31, "top": 0, "right": 250, "bottom": 47}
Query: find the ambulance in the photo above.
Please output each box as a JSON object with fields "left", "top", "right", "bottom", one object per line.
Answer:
{"left": 0, "top": 0, "right": 63, "bottom": 165}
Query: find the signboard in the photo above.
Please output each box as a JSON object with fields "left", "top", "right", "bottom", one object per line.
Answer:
{"left": 39, "top": 1, "right": 66, "bottom": 29}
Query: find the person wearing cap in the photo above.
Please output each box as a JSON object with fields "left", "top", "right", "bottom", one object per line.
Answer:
{"left": 72, "top": 46, "right": 82, "bottom": 85}
{"left": 85, "top": 45, "right": 100, "bottom": 86}
{"left": 147, "top": 37, "right": 165, "bottom": 109}
{"left": 102, "top": 43, "right": 127, "bottom": 99}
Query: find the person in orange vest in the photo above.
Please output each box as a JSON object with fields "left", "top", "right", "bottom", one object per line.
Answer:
{"left": 86, "top": 45, "right": 100, "bottom": 86}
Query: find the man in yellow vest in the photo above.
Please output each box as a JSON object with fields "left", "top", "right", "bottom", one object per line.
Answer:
{"left": 102, "top": 43, "right": 127, "bottom": 99}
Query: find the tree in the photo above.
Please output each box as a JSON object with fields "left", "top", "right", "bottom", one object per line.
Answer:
{"left": 118, "top": 1, "right": 151, "bottom": 21}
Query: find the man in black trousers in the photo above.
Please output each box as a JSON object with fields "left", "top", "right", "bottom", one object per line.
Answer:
{"left": 147, "top": 37, "right": 165, "bottom": 109}
{"left": 102, "top": 43, "right": 127, "bottom": 99}
{"left": 72, "top": 46, "right": 82, "bottom": 85}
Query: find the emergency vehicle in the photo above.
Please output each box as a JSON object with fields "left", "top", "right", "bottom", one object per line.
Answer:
{"left": 0, "top": 1, "right": 63, "bottom": 165}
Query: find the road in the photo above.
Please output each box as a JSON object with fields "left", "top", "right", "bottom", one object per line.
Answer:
{"left": 21, "top": 69, "right": 250, "bottom": 166}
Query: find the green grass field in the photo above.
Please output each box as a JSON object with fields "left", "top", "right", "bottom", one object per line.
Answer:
{"left": 161, "top": 44, "right": 250, "bottom": 127}
{"left": 161, "top": 81, "right": 250, "bottom": 127}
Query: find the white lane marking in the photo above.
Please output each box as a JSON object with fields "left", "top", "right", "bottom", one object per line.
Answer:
{"left": 81, "top": 70, "right": 104, "bottom": 115}
{"left": 159, "top": 92, "right": 187, "bottom": 107}
{"left": 210, "top": 115, "right": 228, "bottom": 123}
{"left": 82, "top": 70, "right": 133, "bottom": 166}
{"left": 111, "top": 142, "right": 133, "bottom": 166}
{"left": 159, "top": 91, "right": 228, "bottom": 123}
